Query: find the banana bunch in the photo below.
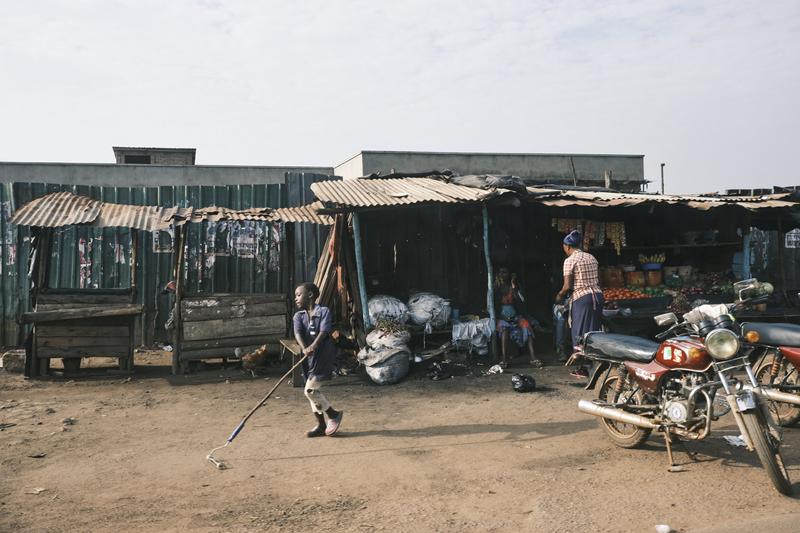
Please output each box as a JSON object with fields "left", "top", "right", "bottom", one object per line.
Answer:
{"left": 639, "top": 253, "right": 666, "bottom": 264}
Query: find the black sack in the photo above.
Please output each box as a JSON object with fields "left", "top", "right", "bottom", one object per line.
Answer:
{"left": 511, "top": 373, "right": 536, "bottom": 393}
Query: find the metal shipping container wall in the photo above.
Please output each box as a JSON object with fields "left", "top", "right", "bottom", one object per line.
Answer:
{"left": 3, "top": 182, "right": 291, "bottom": 348}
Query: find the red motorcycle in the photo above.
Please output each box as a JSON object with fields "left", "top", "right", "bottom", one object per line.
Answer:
{"left": 744, "top": 322, "right": 800, "bottom": 425}
{"left": 575, "top": 291, "right": 792, "bottom": 495}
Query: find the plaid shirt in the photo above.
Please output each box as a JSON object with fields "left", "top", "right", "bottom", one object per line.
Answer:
{"left": 563, "top": 250, "right": 601, "bottom": 301}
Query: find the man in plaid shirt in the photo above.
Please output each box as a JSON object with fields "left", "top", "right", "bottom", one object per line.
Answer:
{"left": 555, "top": 230, "right": 604, "bottom": 378}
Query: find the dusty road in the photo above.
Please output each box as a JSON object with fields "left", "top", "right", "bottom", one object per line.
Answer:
{"left": 2, "top": 354, "right": 799, "bottom": 532}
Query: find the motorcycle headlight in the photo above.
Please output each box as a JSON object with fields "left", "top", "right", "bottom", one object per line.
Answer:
{"left": 705, "top": 328, "right": 741, "bottom": 360}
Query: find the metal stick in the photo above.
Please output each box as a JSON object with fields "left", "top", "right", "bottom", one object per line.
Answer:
{"left": 206, "top": 352, "right": 310, "bottom": 469}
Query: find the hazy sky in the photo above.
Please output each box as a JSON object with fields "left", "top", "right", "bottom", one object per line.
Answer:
{"left": 1, "top": 1, "right": 798, "bottom": 193}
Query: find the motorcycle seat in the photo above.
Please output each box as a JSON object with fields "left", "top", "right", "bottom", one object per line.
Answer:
{"left": 582, "top": 332, "right": 659, "bottom": 363}
{"left": 742, "top": 322, "right": 800, "bottom": 347}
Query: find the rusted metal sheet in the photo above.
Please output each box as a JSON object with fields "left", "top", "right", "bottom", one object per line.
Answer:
{"left": 311, "top": 177, "right": 496, "bottom": 208}
{"left": 529, "top": 188, "right": 798, "bottom": 210}
{"left": 272, "top": 202, "right": 333, "bottom": 225}
{"left": 11, "top": 192, "right": 182, "bottom": 231}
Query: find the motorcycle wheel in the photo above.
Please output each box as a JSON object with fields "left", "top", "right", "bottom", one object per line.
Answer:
{"left": 754, "top": 354, "right": 800, "bottom": 426}
{"left": 740, "top": 409, "right": 792, "bottom": 496}
{"left": 596, "top": 374, "right": 651, "bottom": 448}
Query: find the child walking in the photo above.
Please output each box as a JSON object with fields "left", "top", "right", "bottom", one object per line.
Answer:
{"left": 293, "top": 282, "right": 344, "bottom": 437}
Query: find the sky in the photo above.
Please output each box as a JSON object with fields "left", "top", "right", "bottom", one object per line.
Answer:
{"left": 1, "top": 0, "right": 798, "bottom": 193}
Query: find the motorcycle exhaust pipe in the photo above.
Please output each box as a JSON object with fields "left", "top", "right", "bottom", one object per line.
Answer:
{"left": 578, "top": 400, "right": 658, "bottom": 429}
{"left": 754, "top": 387, "right": 800, "bottom": 406}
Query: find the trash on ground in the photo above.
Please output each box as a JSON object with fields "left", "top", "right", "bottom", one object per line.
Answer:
{"left": 24, "top": 487, "right": 47, "bottom": 495}
{"left": 511, "top": 373, "right": 536, "bottom": 393}
{"left": 28, "top": 452, "right": 47, "bottom": 458}
{"left": 0, "top": 423, "right": 17, "bottom": 431}
{"left": 485, "top": 364, "right": 504, "bottom": 375}
{"left": 163, "top": 345, "right": 173, "bottom": 352}
{"left": 655, "top": 525, "right": 676, "bottom": 533}
{"left": 723, "top": 435, "right": 747, "bottom": 447}
{"left": 667, "top": 465, "right": 687, "bottom": 473}
{"left": 62, "top": 417, "right": 77, "bottom": 426}
{"left": 427, "top": 361, "right": 451, "bottom": 381}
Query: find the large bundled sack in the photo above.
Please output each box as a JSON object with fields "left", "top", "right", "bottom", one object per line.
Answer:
{"left": 357, "top": 346, "right": 410, "bottom": 385}
{"left": 366, "top": 329, "right": 411, "bottom": 350}
{"left": 407, "top": 292, "right": 451, "bottom": 330}
{"left": 367, "top": 295, "right": 408, "bottom": 325}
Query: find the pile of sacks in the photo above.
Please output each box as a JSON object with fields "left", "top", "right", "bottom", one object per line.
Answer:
{"left": 358, "top": 292, "right": 451, "bottom": 385}
{"left": 360, "top": 295, "right": 411, "bottom": 385}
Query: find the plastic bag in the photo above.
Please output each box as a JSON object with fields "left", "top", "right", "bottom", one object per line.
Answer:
{"left": 366, "top": 329, "right": 411, "bottom": 350}
{"left": 367, "top": 295, "right": 408, "bottom": 324}
{"left": 452, "top": 318, "right": 493, "bottom": 355}
{"left": 358, "top": 347, "right": 410, "bottom": 385}
{"left": 511, "top": 373, "right": 536, "bottom": 393}
{"left": 407, "top": 292, "right": 451, "bottom": 329}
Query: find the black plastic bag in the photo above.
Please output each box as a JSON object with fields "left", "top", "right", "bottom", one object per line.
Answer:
{"left": 511, "top": 373, "right": 536, "bottom": 393}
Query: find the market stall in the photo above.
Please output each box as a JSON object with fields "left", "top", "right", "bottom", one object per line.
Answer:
{"left": 11, "top": 191, "right": 332, "bottom": 377}
{"left": 307, "top": 175, "right": 800, "bottom": 374}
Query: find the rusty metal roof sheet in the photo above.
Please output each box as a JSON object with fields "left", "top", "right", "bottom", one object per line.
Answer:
{"left": 527, "top": 188, "right": 798, "bottom": 210}
{"left": 10, "top": 192, "right": 175, "bottom": 231}
{"left": 10, "top": 192, "right": 332, "bottom": 230}
{"left": 310, "top": 177, "right": 496, "bottom": 208}
{"left": 272, "top": 202, "right": 333, "bottom": 225}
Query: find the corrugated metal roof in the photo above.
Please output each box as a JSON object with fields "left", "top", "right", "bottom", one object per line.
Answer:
{"left": 272, "top": 202, "right": 333, "bottom": 225}
{"left": 310, "top": 177, "right": 496, "bottom": 207}
{"left": 10, "top": 192, "right": 333, "bottom": 230}
{"left": 11, "top": 192, "right": 185, "bottom": 231}
{"left": 528, "top": 188, "right": 797, "bottom": 210}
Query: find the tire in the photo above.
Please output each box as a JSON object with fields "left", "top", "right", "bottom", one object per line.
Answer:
{"left": 596, "top": 374, "right": 651, "bottom": 448}
{"left": 755, "top": 354, "right": 800, "bottom": 426}
{"left": 740, "top": 409, "right": 792, "bottom": 496}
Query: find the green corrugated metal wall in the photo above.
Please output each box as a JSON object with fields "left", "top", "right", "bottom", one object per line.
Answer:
{"left": 1, "top": 182, "right": 288, "bottom": 348}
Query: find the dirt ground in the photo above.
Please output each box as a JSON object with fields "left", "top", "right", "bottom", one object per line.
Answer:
{"left": 2, "top": 351, "right": 800, "bottom": 532}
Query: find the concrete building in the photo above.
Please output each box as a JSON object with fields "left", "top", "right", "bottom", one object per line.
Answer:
{"left": 335, "top": 150, "right": 647, "bottom": 191}
{"left": 0, "top": 146, "right": 333, "bottom": 187}
{"left": 0, "top": 147, "right": 647, "bottom": 191}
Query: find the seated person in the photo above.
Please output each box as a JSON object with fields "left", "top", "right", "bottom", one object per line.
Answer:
{"left": 494, "top": 267, "right": 543, "bottom": 368}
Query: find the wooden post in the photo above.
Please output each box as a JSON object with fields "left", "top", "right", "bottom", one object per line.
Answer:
{"left": 352, "top": 212, "right": 370, "bottom": 330}
{"left": 172, "top": 225, "right": 187, "bottom": 375}
{"left": 482, "top": 205, "right": 496, "bottom": 327}
{"left": 778, "top": 219, "right": 788, "bottom": 305}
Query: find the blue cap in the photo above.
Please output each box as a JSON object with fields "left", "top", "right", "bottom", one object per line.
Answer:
{"left": 563, "top": 230, "right": 582, "bottom": 247}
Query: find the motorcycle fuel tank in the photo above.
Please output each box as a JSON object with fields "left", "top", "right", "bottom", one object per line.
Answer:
{"left": 656, "top": 336, "right": 712, "bottom": 372}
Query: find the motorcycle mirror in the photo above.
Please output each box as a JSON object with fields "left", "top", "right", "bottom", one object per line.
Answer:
{"left": 654, "top": 312, "right": 679, "bottom": 327}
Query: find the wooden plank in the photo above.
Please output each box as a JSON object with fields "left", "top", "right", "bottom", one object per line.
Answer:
{"left": 183, "top": 293, "right": 285, "bottom": 304}
{"left": 37, "top": 346, "right": 130, "bottom": 358}
{"left": 21, "top": 305, "right": 143, "bottom": 323}
{"left": 182, "top": 302, "right": 285, "bottom": 322}
{"left": 36, "top": 326, "right": 130, "bottom": 338}
{"left": 179, "top": 346, "right": 261, "bottom": 360}
{"left": 183, "top": 315, "right": 285, "bottom": 341}
{"left": 36, "top": 293, "right": 132, "bottom": 305}
{"left": 180, "top": 335, "right": 280, "bottom": 351}
{"left": 37, "top": 336, "right": 129, "bottom": 349}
